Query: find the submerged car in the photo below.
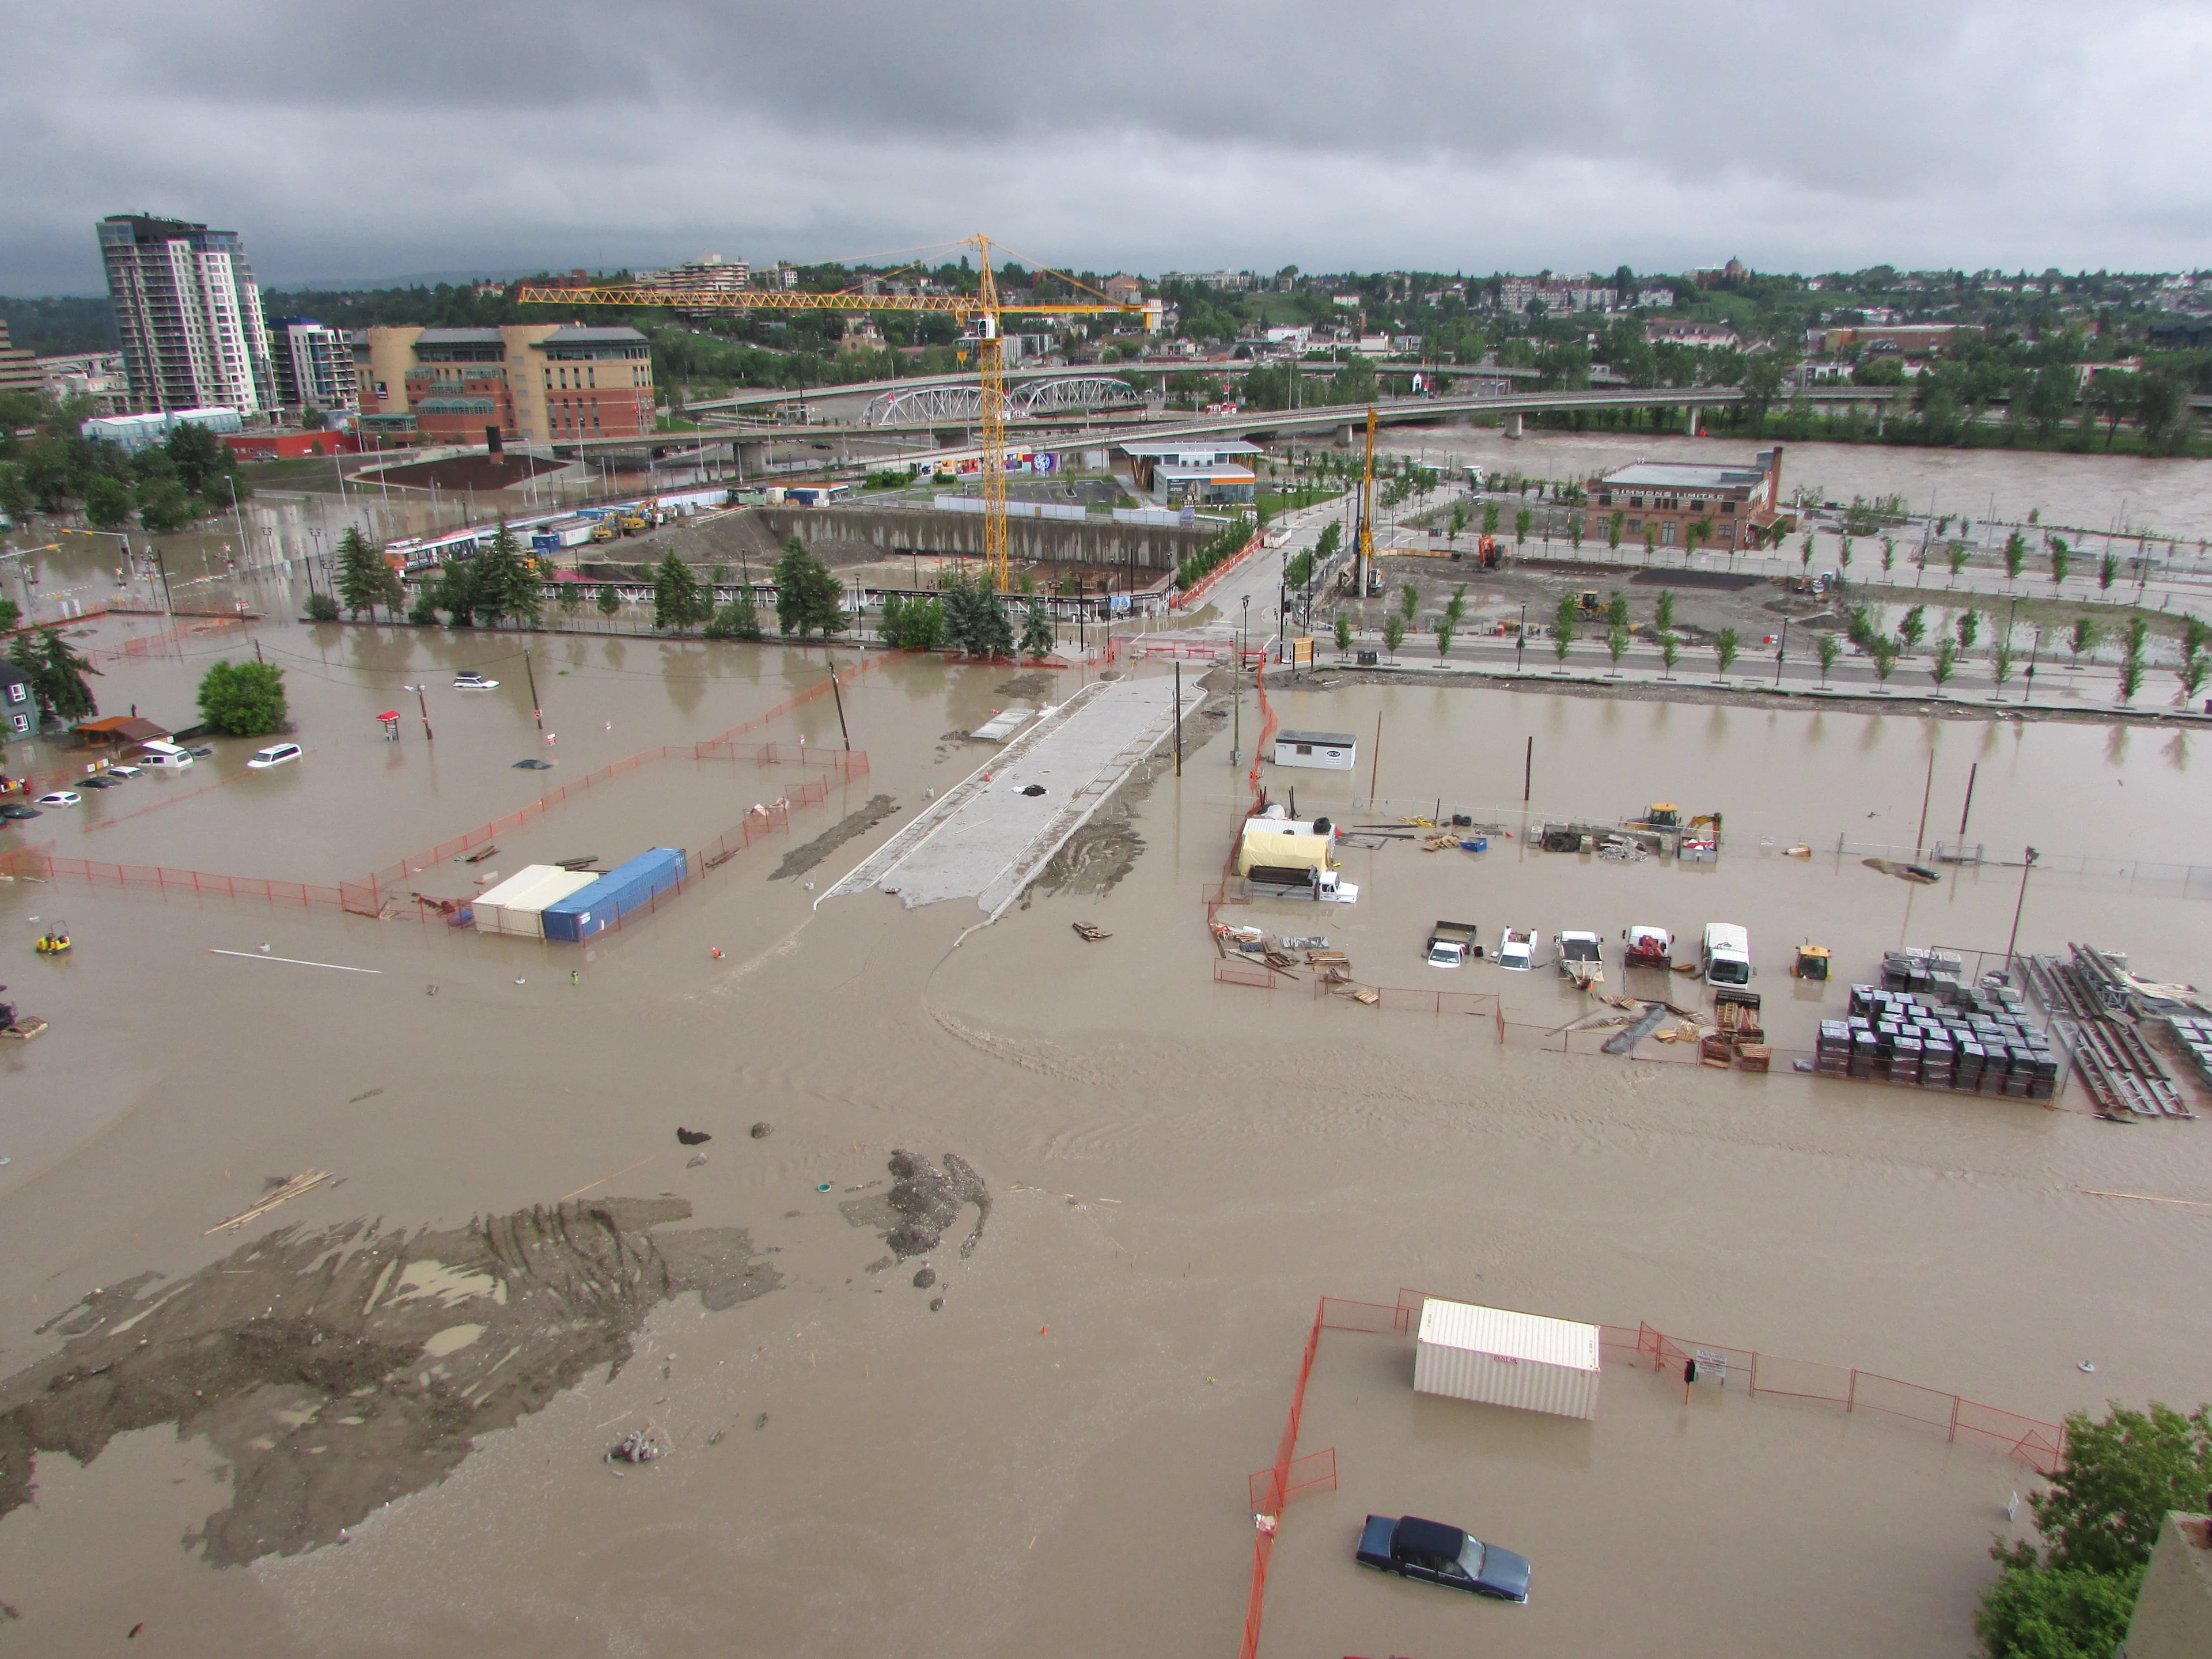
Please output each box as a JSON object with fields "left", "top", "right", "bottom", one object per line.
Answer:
{"left": 103, "top": 763, "right": 142, "bottom": 778}
{"left": 35, "top": 791, "right": 82, "bottom": 808}
{"left": 246, "top": 743, "right": 302, "bottom": 770}
{"left": 452, "top": 671, "right": 499, "bottom": 689}
{"left": 75, "top": 773, "right": 122, "bottom": 789}
{"left": 1497, "top": 927, "right": 1539, "bottom": 971}
{"left": 137, "top": 749, "right": 195, "bottom": 771}
{"left": 1357, "top": 1514, "right": 1531, "bottom": 1603}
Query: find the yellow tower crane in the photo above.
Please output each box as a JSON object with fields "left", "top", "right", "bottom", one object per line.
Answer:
{"left": 517, "top": 236, "right": 1152, "bottom": 592}
{"left": 1354, "top": 405, "right": 1377, "bottom": 597}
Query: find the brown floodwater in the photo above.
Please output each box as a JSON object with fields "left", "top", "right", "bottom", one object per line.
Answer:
{"left": 1, "top": 616, "right": 2209, "bottom": 1658}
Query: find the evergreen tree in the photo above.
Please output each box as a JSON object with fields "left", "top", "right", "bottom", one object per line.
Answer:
{"left": 1018, "top": 603, "right": 1056, "bottom": 660}
{"left": 703, "top": 587, "right": 765, "bottom": 641}
{"left": 472, "top": 522, "right": 540, "bottom": 627}
{"left": 942, "top": 574, "right": 1013, "bottom": 658}
{"left": 653, "top": 551, "right": 706, "bottom": 632}
{"left": 9, "top": 627, "right": 100, "bottom": 723}
{"left": 772, "top": 536, "right": 843, "bottom": 638}
{"left": 335, "top": 527, "right": 385, "bottom": 619}
{"left": 431, "top": 558, "right": 481, "bottom": 626}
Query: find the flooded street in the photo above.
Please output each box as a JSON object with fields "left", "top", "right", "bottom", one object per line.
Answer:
{"left": 1, "top": 554, "right": 2209, "bottom": 1655}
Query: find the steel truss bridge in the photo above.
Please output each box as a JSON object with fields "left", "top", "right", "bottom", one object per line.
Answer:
{"left": 859, "top": 376, "right": 1147, "bottom": 427}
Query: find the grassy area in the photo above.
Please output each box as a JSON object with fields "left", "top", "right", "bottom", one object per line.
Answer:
{"left": 1257, "top": 486, "right": 1338, "bottom": 517}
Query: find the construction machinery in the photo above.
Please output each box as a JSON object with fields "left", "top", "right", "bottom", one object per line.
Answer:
{"left": 1680, "top": 811, "right": 1721, "bottom": 863}
{"left": 1622, "top": 925, "right": 1673, "bottom": 971}
{"left": 1630, "top": 803, "right": 1681, "bottom": 831}
{"left": 1791, "top": 943, "right": 1832, "bottom": 982}
{"left": 518, "top": 237, "right": 1153, "bottom": 592}
{"left": 1577, "top": 590, "right": 1604, "bottom": 617}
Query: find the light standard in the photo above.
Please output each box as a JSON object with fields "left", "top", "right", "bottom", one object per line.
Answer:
{"left": 1775, "top": 616, "right": 1788, "bottom": 687}
{"left": 1516, "top": 601, "right": 1527, "bottom": 672}
{"left": 402, "top": 684, "right": 434, "bottom": 741}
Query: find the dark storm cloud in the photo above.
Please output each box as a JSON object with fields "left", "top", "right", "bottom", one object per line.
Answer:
{"left": 3, "top": 0, "right": 2206, "bottom": 292}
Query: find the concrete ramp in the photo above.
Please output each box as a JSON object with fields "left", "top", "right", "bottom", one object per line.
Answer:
{"left": 821, "top": 674, "right": 1204, "bottom": 919}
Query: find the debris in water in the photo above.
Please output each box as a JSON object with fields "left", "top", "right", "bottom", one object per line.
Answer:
{"left": 686, "top": 1153, "right": 709, "bottom": 1169}
{"left": 204, "top": 1170, "right": 335, "bottom": 1236}
{"left": 929, "top": 1297, "right": 944, "bottom": 1312}
{"left": 1020, "top": 784, "right": 1046, "bottom": 797}
{"left": 1071, "top": 922, "right": 1111, "bottom": 942}
{"left": 881, "top": 1150, "right": 991, "bottom": 1260}
{"left": 755, "top": 1412, "right": 769, "bottom": 1430}
{"left": 676, "top": 1127, "right": 711, "bottom": 1146}
{"left": 347, "top": 1088, "right": 384, "bottom": 1104}
{"left": 607, "top": 1429, "right": 663, "bottom": 1465}
{"left": 2078, "top": 1361, "right": 2096, "bottom": 1373}
{"left": 750, "top": 1122, "right": 774, "bottom": 1139}
{"left": 912, "top": 1266, "right": 937, "bottom": 1289}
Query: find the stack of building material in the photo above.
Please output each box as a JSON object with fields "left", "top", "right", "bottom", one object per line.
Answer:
{"left": 1817, "top": 1020, "right": 1851, "bottom": 1078}
{"left": 541, "top": 847, "right": 687, "bottom": 942}
{"left": 474, "top": 865, "right": 601, "bottom": 938}
{"left": 1843, "top": 985, "right": 2055, "bottom": 1099}
{"left": 2164, "top": 1014, "right": 2212, "bottom": 1088}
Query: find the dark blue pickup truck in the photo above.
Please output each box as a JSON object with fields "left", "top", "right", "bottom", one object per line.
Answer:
{"left": 1356, "top": 1513, "right": 1531, "bottom": 1603}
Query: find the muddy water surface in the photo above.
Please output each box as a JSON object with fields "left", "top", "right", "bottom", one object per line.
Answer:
{"left": 0, "top": 632, "right": 2207, "bottom": 1658}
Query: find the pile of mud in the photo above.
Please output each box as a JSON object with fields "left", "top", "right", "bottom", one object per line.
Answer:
{"left": 0, "top": 1198, "right": 776, "bottom": 1566}
{"left": 840, "top": 1150, "right": 990, "bottom": 1262}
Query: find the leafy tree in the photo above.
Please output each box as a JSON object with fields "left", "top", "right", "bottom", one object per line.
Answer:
{"left": 1846, "top": 604, "right": 1874, "bottom": 647}
{"left": 84, "top": 474, "right": 132, "bottom": 529}
{"left": 558, "top": 580, "right": 584, "bottom": 619}
{"left": 0, "top": 599, "right": 16, "bottom": 632}
{"left": 1606, "top": 620, "right": 1628, "bottom": 672}
{"left": 2069, "top": 617, "right": 2099, "bottom": 666}
{"left": 1315, "top": 521, "right": 1342, "bottom": 562}
{"left": 1018, "top": 603, "right": 1056, "bottom": 661}
{"left": 407, "top": 588, "right": 440, "bottom": 626}
{"left": 2122, "top": 615, "right": 2149, "bottom": 667}
{"left": 1607, "top": 510, "right": 1624, "bottom": 554}
{"left": 1816, "top": 631, "right": 1841, "bottom": 687}
{"left": 1654, "top": 590, "right": 1676, "bottom": 632}
{"left": 464, "top": 524, "right": 538, "bottom": 627}
{"left": 1606, "top": 590, "right": 1629, "bottom": 630}
{"left": 196, "top": 659, "right": 287, "bottom": 736}
{"left": 2048, "top": 537, "right": 2070, "bottom": 589}
{"left": 1838, "top": 535, "right": 1854, "bottom": 582}
{"left": 303, "top": 590, "right": 340, "bottom": 622}
{"left": 596, "top": 584, "right": 623, "bottom": 619}
{"left": 1948, "top": 542, "right": 1971, "bottom": 583}
{"left": 1658, "top": 630, "right": 1680, "bottom": 677}
{"left": 1514, "top": 506, "right": 1532, "bottom": 551}
{"left": 772, "top": 539, "right": 842, "bottom": 638}
{"left": 1551, "top": 590, "right": 1578, "bottom": 665}
{"left": 1567, "top": 514, "right": 1584, "bottom": 554}
{"left": 135, "top": 479, "right": 198, "bottom": 533}
{"left": 2176, "top": 649, "right": 2209, "bottom": 706}
{"left": 1930, "top": 637, "right": 1957, "bottom": 691}
{"left": 653, "top": 551, "right": 707, "bottom": 633}
{"left": 1868, "top": 635, "right": 1899, "bottom": 686}
{"left": 1333, "top": 613, "right": 1352, "bottom": 655}
{"left": 2097, "top": 550, "right": 2118, "bottom": 594}
{"left": 2118, "top": 657, "right": 2144, "bottom": 703}
{"left": 1958, "top": 609, "right": 1982, "bottom": 649}
{"left": 703, "top": 587, "right": 766, "bottom": 642}
{"left": 1400, "top": 582, "right": 1418, "bottom": 623}
{"left": 1446, "top": 501, "right": 1468, "bottom": 542}
{"left": 1381, "top": 612, "right": 1406, "bottom": 660}
{"left": 1880, "top": 535, "right": 1895, "bottom": 577}
{"left": 1482, "top": 501, "right": 1501, "bottom": 539}
{"left": 1713, "top": 626, "right": 1740, "bottom": 677}
{"left": 1975, "top": 1560, "right": 2143, "bottom": 1659}
{"left": 1642, "top": 521, "right": 1658, "bottom": 562}
{"left": 1993, "top": 639, "right": 2016, "bottom": 685}
{"left": 2004, "top": 531, "right": 2027, "bottom": 585}
{"left": 877, "top": 592, "right": 941, "bottom": 650}
{"left": 1685, "top": 516, "right": 1713, "bottom": 562}
{"left": 1433, "top": 615, "right": 1455, "bottom": 658}
{"left": 431, "top": 558, "right": 481, "bottom": 626}
{"left": 1899, "top": 605, "right": 1927, "bottom": 653}
{"left": 164, "top": 420, "right": 243, "bottom": 499}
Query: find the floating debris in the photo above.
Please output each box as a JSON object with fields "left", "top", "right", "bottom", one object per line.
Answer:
{"left": 607, "top": 1429, "right": 664, "bottom": 1465}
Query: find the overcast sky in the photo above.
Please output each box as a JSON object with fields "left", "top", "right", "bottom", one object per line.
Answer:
{"left": 5, "top": 0, "right": 2209, "bottom": 294}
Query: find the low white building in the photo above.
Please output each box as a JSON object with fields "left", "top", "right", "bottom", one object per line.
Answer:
{"left": 1413, "top": 1297, "right": 1601, "bottom": 1421}
{"left": 1271, "top": 729, "right": 1356, "bottom": 770}
{"left": 80, "top": 407, "right": 243, "bottom": 453}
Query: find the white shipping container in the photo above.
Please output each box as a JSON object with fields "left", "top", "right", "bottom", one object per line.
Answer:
{"left": 474, "top": 866, "right": 600, "bottom": 938}
{"left": 1413, "top": 1298, "right": 1601, "bottom": 1421}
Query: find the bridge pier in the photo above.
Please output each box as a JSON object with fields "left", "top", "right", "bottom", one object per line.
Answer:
{"left": 1338, "top": 424, "right": 1357, "bottom": 448}
{"left": 1502, "top": 412, "right": 1524, "bottom": 439}
{"left": 1682, "top": 406, "right": 1700, "bottom": 437}
{"left": 734, "top": 441, "right": 768, "bottom": 479}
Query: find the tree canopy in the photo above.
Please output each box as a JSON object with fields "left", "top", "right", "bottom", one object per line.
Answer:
{"left": 196, "top": 659, "right": 288, "bottom": 736}
{"left": 772, "top": 537, "right": 844, "bottom": 638}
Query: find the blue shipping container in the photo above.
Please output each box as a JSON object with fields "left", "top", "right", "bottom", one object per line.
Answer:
{"left": 540, "top": 847, "right": 687, "bottom": 943}
{"left": 531, "top": 533, "right": 559, "bottom": 554}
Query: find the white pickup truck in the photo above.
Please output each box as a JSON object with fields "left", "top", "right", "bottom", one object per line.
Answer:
{"left": 1497, "top": 927, "right": 1539, "bottom": 971}
{"left": 1427, "top": 921, "right": 1480, "bottom": 967}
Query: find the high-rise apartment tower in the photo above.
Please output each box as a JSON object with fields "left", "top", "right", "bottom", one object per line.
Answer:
{"left": 97, "top": 214, "right": 275, "bottom": 414}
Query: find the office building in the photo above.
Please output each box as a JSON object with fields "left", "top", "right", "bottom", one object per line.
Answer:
{"left": 266, "top": 320, "right": 359, "bottom": 412}
{"left": 97, "top": 214, "right": 275, "bottom": 415}
{"left": 1588, "top": 448, "right": 1786, "bottom": 551}
{"left": 357, "top": 324, "right": 654, "bottom": 445}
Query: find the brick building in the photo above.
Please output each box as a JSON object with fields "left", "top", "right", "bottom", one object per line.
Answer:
{"left": 0, "top": 321, "right": 41, "bottom": 399}
{"left": 1589, "top": 448, "right": 1786, "bottom": 551}
{"left": 357, "top": 324, "right": 654, "bottom": 445}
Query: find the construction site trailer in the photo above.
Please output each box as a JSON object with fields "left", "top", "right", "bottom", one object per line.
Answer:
{"left": 1235, "top": 830, "right": 1331, "bottom": 877}
{"left": 1272, "top": 729, "right": 1357, "bottom": 771}
{"left": 1414, "top": 1298, "right": 1601, "bottom": 1421}
{"left": 474, "top": 865, "right": 593, "bottom": 938}
{"left": 540, "top": 847, "right": 688, "bottom": 942}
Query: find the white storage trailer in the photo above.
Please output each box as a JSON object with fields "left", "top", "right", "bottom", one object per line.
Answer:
{"left": 1271, "top": 729, "right": 1357, "bottom": 771}
{"left": 1413, "top": 1297, "right": 1601, "bottom": 1421}
{"left": 473, "top": 865, "right": 600, "bottom": 938}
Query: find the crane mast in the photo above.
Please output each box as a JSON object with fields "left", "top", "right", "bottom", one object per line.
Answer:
{"left": 516, "top": 236, "right": 1147, "bottom": 592}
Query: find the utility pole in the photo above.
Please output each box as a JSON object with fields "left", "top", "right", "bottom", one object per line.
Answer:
{"left": 1173, "top": 658, "right": 1183, "bottom": 777}
{"left": 1774, "top": 616, "right": 1787, "bottom": 686}
{"left": 827, "top": 660, "right": 850, "bottom": 749}
{"left": 1957, "top": 762, "right": 1979, "bottom": 841}
{"left": 2005, "top": 847, "right": 2040, "bottom": 971}
{"left": 522, "top": 648, "right": 543, "bottom": 731}
{"left": 405, "top": 683, "right": 434, "bottom": 741}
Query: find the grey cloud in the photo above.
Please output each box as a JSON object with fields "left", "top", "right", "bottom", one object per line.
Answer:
{"left": 3, "top": 0, "right": 2208, "bottom": 293}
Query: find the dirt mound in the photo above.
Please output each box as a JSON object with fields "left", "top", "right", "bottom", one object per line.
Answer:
{"left": 0, "top": 1197, "right": 777, "bottom": 1566}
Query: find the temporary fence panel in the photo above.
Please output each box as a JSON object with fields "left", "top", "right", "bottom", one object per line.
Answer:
{"left": 541, "top": 847, "right": 687, "bottom": 942}
{"left": 1414, "top": 1297, "right": 1601, "bottom": 1420}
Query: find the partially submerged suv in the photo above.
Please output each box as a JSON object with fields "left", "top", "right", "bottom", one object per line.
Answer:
{"left": 1357, "top": 1513, "right": 1531, "bottom": 1602}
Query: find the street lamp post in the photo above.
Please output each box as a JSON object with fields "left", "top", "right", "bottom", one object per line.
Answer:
{"left": 1516, "top": 602, "right": 1527, "bottom": 672}
{"left": 402, "top": 684, "right": 434, "bottom": 741}
{"left": 1775, "top": 616, "right": 1788, "bottom": 687}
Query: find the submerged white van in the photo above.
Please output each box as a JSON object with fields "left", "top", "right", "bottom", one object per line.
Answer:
{"left": 1701, "top": 923, "right": 1752, "bottom": 987}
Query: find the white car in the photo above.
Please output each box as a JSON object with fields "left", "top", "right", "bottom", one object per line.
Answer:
{"left": 137, "top": 749, "right": 195, "bottom": 771}
{"left": 1497, "top": 927, "right": 1539, "bottom": 971}
{"left": 246, "top": 743, "right": 302, "bottom": 770}
{"left": 35, "top": 790, "right": 82, "bottom": 808}
{"left": 103, "top": 763, "right": 142, "bottom": 778}
{"left": 452, "top": 671, "right": 499, "bottom": 689}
